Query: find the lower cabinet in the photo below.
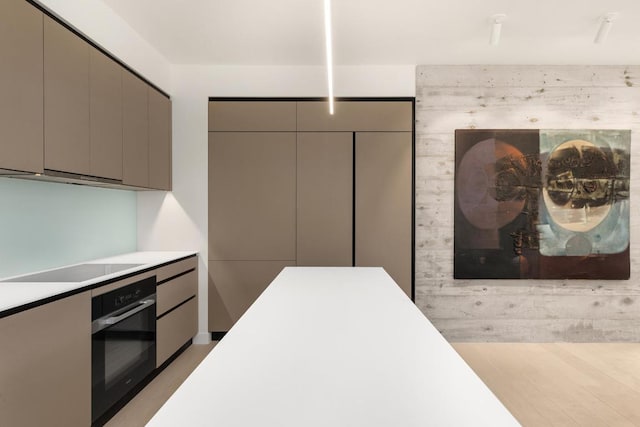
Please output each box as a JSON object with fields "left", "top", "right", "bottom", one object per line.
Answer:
{"left": 156, "top": 258, "right": 198, "bottom": 367}
{"left": 0, "top": 255, "right": 200, "bottom": 426}
{"left": 0, "top": 292, "right": 91, "bottom": 427}
{"left": 157, "top": 298, "right": 197, "bottom": 367}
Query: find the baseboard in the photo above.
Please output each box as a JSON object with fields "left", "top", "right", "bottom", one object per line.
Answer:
{"left": 193, "top": 331, "right": 211, "bottom": 345}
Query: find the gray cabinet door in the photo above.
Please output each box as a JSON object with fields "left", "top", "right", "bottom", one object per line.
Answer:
{"left": 355, "top": 132, "right": 412, "bottom": 297}
{"left": 0, "top": 292, "right": 91, "bottom": 427}
{"left": 208, "top": 101, "right": 296, "bottom": 131}
{"left": 208, "top": 132, "right": 296, "bottom": 260}
{"left": 297, "top": 132, "right": 353, "bottom": 266}
{"left": 44, "top": 16, "right": 91, "bottom": 175}
{"left": 90, "top": 48, "right": 122, "bottom": 180}
{"left": 208, "top": 260, "right": 294, "bottom": 331}
{"left": 148, "top": 88, "right": 172, "bottom": 190}
{"left": 297, "top": 101, "right": 413, "bottom": 132}
{"left": 122, "top": 70, "right": 149, "bottom": 187}
{"left": 157, "top": 298, "right": 197, "bottom": 367}
{"left": 0, "top": 0, "right": 43, "bottom": 174}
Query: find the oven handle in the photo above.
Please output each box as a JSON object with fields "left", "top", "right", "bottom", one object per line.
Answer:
{"left": 92, "top": 296, "right": 156, "bottom": 334}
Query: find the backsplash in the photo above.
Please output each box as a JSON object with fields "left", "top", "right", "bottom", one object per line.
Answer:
{"left": 0, "top": 178, "right": 136, "bottom": 278}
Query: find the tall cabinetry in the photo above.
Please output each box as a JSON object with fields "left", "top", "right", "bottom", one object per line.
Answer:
{"left": 208, "top": 102, "right": 297, "bottom": 331}
{"left": 208, "top": 99, "right": 414, "bottom": 333}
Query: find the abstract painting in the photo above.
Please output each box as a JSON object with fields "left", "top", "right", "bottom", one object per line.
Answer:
{"left": 454, "top": 129, "right": 630, "bottom": 279}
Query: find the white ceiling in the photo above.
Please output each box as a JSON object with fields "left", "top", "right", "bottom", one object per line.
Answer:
{"left": 99, "top": 0, "right": 640, "bottom": 65}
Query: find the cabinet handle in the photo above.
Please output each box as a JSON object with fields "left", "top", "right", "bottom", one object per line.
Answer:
{"left": 92, "top": 297, "right": 156, "bottom": 334}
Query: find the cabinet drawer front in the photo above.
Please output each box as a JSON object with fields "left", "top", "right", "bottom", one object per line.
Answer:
{"left": 157, "top": 297, "right": 197, "bottom": 367}
{"left": 91, "top": 270, "right": 155, "bottom": 297}
{"left": 156, "top": 256, "right": 197, "bottom": 283}
{"left": 157, "top": 269, "right": 197, "bottom": 316}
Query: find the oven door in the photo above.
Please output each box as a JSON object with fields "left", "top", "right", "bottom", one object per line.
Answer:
{"left": 92, "top": 295, "right": 156, "bottom": 424}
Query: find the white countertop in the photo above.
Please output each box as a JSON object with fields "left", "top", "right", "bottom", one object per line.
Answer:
{"left": 0, "top": 251, "right": 197, "bottom": 315}
{"left": 147, "top": 267, "right": 520, "bottom": 427}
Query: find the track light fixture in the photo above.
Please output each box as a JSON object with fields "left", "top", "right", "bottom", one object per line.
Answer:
{"left": 490, "top": 14, "right": 507, "bottom": 46}
{"left": 594, "top": 12, "right": 618, "bottom": 44}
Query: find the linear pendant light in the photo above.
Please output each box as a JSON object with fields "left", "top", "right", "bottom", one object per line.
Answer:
{"left": 324, "top": 0, "right": 334, "bottom": 115}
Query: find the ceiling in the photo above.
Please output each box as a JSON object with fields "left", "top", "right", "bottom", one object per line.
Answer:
{"left": 99, "top": 0, "right": 640, "bottom": 65}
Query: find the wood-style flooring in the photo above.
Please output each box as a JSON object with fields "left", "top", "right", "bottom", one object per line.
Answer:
{"left": 106, "top": 343, "right": 640, "bottom": 426}
{"left": 453, "top": 343, "right": 640, "bottom": 427}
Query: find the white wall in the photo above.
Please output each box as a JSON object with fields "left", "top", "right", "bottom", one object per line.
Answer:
{"left": 136, "top": 64, "right": 415, "bottom": 343}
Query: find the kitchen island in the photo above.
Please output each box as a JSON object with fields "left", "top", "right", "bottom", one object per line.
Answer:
{"left": 148, "top": 267, "right": 519, "bottom": 427}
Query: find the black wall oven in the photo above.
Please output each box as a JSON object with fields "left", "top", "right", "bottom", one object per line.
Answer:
{"left": 91, "top": 276, "right": 156, "bottom": 425}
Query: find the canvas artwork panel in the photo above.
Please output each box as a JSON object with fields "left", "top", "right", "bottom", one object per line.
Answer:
{"left": 454, "top": 129, "right": 630, "bottom": 280}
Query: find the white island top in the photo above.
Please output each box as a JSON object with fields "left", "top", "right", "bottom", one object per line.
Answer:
{"left": 148, "top": 267, "right": 519, "bottom": 427}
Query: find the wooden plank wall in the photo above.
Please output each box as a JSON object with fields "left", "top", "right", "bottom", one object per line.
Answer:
{"left": 415, "top": 65, "right": 640, "bottom": 342}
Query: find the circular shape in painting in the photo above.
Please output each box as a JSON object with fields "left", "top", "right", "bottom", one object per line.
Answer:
{"left": 565, "top": 234, "right": 593, "bottom": 256}
{"left": 543, "top": 139, "right": 612, "bottom": 233}
{"left": 456, "top": 138, "right": 527, "bottom": 230}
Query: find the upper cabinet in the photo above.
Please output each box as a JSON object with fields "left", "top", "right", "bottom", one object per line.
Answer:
{"left": 0, "top": 1, "right": 171, "bottom": 190}
{"left": 123, "top": 72, "right": 174, "bottom": 190}
{"left": 90, "top": 48, "right": 123, "bottom": 181}
{"left": 297, "top": 101, "right": 413, "bottom": 132}
{"left": 122, "top": 71, "right": 149, "bottom": 188}
{"left": 44, "top": 16, "right": 91, "bottom": 176}
{"left": 148, "top": 87, "right": 172, "bottom": 190}
{"left": 0, "top": 0, "right": 44, "bottom": 174}
{"left": 208, "top": 101, "right": 296, "bottom": 131}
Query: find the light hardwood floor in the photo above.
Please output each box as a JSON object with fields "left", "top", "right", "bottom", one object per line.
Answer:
{"left": 105, "top": 343, "right": 640, "bottom": 426}
{"left": 453, "top": 343, "right": 640, "bottom": 427}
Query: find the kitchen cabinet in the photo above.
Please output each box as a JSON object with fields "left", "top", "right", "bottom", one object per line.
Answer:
{"left": 156, "top": 256, "right": 198, "bottom": 367}
{"left": 90, "top": 48, "right": 123, "bottom": 180}
{"left": 157, "top": 298, "right": 197, "bottom": 367}
{"left": 355, "top": 132, "right": 413, "bottom": 297}
{"left": 0, "top": 291, "right": 91, "bottom": 427}
{"left": 208, "top": 99, "right": 414, "bottom": 333}
{"left": 0, "top": 0, "right": 43, "bottom": 174}
{"left": 123, "top": 70, "right": 150, "bottom": 187}
{"left": 208, "top": 101, "right": 296, "bottom": 131}
{"left": 148, "top": 87, "right": 172, "bottom": 190}
{"left": 296, "top": 101, "right": 413, "bottom": 132}
{"left": 2, "top": 0, "right": 172, "bottom": 190}
{"left": 208, "top": 132, "right": 296, "bottom": 261}
{"left": 208, "top": 260, "right": 295, "bottom": 331}
{"left": 123, "top": 72, "right": 173, "bottom": 190}
{"left": 297, "top": 132, "right": 353, "bottom": 266}
{"left": 44, "top": 16, "right": 91, "bottom": 175}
